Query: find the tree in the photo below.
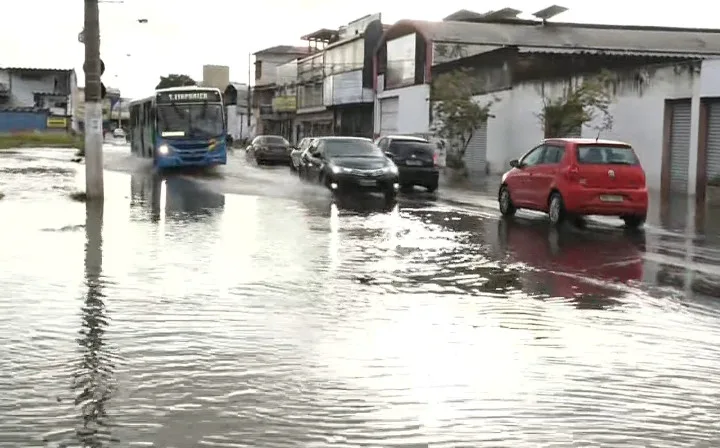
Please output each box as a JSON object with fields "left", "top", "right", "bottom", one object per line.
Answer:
{"left": 538, "top": 70, "right": 614, "bottom": 138}
{"left": 155, "top": 74, "right": 197, "bottom": 90}
{"left": 431, "top": 68, "right": 496, "bottom": 172}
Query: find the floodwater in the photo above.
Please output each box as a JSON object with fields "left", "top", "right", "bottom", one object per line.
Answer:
{"left": 2, "top": 146, "right": 720, "bottom": 447}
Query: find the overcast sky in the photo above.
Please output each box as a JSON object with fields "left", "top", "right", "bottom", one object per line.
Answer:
{"left": 1, "top": 0, "right": 716, "bottom": 98}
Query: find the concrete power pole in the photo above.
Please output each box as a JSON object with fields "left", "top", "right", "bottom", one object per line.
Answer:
{"left": 84, "top": 0, "right": 104, "bottom": 199}
{"left": 247, "top": 52, "right": 252, "bottom": 128}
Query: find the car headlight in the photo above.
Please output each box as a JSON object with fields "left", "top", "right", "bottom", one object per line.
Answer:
{"left": 330, "top": 165, "right": 352, "bottom": 174}
{"left": 385, "top": 163, "right": 398, "bottom": 174}
{"left": 158, "top": 144, "right": 170, "bottom": 155}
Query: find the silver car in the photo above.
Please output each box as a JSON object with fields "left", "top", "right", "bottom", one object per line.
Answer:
{"left": 290, "top": 137, "right": 315, "bottom": 172}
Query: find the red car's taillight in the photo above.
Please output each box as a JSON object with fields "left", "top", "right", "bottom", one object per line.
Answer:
{"left": 433, "top": 152, "right": 439, "bottom": 166}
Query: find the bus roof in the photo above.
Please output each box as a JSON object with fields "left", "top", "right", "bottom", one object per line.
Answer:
{"left": 129, "top": 86, "right": 222, "bottom": 106}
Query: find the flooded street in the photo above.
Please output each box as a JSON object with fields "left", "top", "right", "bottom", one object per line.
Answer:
{"left": 2, "top": 146, "right": 720, "bottom": 447}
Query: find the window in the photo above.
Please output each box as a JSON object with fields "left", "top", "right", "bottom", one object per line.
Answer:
{"left": 254, "top": 61, "right": 262, "bottom": 81}
{"left": 577, "top": 145, "right": 639, "bottom": 165}
{"left": 521, "top": 145, "right": 546, "bottom": 167}
{"left": 323, "top": 139, "right": 382, "bottom": 158}
{"left": 377, "top": 138, "right": 387, "bottom": 149}
{"left": 542, "top": 145, "right": 565, "bottom": 164}
{"left": 386, "top": 33, "right": 416, "bottom": 89}
{"left": 259, "top": 136, "right": 289, "bottom": 145}
{"left": 389, "top": 141, "right": 435, "bottom": 157}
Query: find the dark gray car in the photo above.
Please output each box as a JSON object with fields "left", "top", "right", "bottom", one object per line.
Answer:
{"left": 246, "top": 135, "right": 291, "bottom": 165}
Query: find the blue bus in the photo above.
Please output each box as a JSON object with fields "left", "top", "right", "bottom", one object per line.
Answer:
{"left": 128, "top": 86, "right": 230, "bottom": 169}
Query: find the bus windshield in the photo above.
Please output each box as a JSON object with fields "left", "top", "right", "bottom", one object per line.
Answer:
{"left": 157, "top": 103, "right": 224, "bottom": 139}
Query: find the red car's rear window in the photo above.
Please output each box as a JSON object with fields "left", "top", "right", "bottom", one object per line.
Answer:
{"left": 576, "top": 145, "right": 640, "bottom": 165}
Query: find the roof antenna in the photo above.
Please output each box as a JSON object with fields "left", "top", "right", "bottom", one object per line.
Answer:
{"left": 595, "top": 129, "right": 601, "bottom": 142}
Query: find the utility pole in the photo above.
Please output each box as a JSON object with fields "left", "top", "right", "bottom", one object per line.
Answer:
{"left": 84, "top": 0, "right": 104, "bottom": 199}
{"left": 247, "top": 52, "right": 252, "bottom": 129}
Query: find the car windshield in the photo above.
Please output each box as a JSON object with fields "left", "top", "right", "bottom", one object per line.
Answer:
{"left": 157, "top": 103, "right": 224, "bottom": 139}
{"left": 391, "top": 141, "right": 434, "bottom": 157}
{"left": 324, "top": 139, "right": 382, "bottom": 158}
{"left": 260, "top": 136, "right": 289, "bottom": 145}
{"left": 577, "top": 145, "right": 640, "bottom": 165}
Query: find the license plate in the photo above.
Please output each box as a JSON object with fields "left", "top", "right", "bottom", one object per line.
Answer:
{"left": 600, "top": 195, "right": 624, "bottom": 202}
{"left": 358, "top": 179, "right": 376, "bottom": 187}
{"left": 405, "top": 160, "right": 423, "bottom": 166}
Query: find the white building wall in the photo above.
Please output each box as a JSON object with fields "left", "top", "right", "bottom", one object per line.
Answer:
{"left": 374, "top": 84, "right": 430, "bottom": 136}
{"left": 256, "top": 54, "right": 302, "bottom": 87}
{"left": 475, "top": 65, "right": 701, "bottom": 193}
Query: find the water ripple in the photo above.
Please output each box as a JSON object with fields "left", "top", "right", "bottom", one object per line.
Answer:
{"left": 1, "top": 166, "right": 720, "bottom": 446}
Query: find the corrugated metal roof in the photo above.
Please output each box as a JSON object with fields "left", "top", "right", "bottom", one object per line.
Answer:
{"left": 517, "top": 47, "right": 711, "bottom": 58}
{"left": 253, "top": 45, "right": 310, "bottom": 56}
{"left": 0, "top": 66, "right": 74, "bottom": 73}
{"left": 397, "top": 19, "right": 720, "bottom": 56}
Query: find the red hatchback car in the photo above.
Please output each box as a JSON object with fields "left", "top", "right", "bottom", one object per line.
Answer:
{"left": 498, "top": 138, "right": 648, "bottom": 228}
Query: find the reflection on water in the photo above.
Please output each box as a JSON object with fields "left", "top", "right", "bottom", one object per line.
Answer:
{"left": 4, "top": 159, "right": 720, "bottom": 446}
{"left": 493, "top": 217, "right": 646, "bottom": 307}
{"left": 655, "top": 196, "right": 720, "bottom": 300}
{"left": 130, "top": 173, "right": 225, "bottom": 222}
{"left": 73, "top": 202, "right": 115, "bottom": 445}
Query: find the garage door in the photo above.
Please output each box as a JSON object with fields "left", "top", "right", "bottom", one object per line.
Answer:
{"left": 706, "top": 102, "right": 720, "bottom": 185}
{"left": 668, "top": 100, "right": 691, "bottom": 193}
{"left": 379, "top": 97, "right": 398, "bottom": 136}
{"left": 464, "top": 121, "right": 488, "bottom": 175}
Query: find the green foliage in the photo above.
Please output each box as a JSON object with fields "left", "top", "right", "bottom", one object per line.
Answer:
{"left": 156, "top": 74, "right": 197, "bottom": 90}
{"left": 538, "top": 71, "right": 614, "bottom": 138}
{"left": 431, "top": 68, "right": 495, "bottom": 170}
{"left": 0, "top": 132, "right": 84, "bottom": 151}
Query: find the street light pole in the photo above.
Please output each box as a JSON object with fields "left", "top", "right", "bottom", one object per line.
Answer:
{"left": 84, "top": 0, "right": 104, "bottom": 200}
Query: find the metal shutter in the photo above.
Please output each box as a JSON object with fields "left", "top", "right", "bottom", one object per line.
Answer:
{"left": 464, "top": 121, "right": 488, "bottom": 175}
{"left": 706, "top": 102, "right": 720, "bottom": 185}
{"left": 669, "top": 101, "right": 692, "bottom": 193}
{"left": 379, "top": 97, "right": 398, "bottom": 136}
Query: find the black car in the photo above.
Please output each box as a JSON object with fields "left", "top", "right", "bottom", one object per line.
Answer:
{"left": 376, "top": 135, "right": 439, "bottom": 192}
{"left": 300, "top": 137, "right": 400, "bottom": 203}
{"left": 246, "top": 135, "right": 291, "bottom": 165}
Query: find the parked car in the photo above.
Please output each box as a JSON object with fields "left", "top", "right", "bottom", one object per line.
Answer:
{"left": 376, "top": 135, "right": 439, "bottom": 192}
{"left": 300, "top": 137, "right": 399, "bottom": 204}
{"left": 498, "top": 138, "right": 648, "bottom": 228}
{"left": 246, "top": 135, "right": 291, "bottom": 165}
{"left": 290, "top": 137, "right": 315, "bottom": 172}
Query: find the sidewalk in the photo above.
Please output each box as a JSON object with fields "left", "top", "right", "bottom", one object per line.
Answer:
{"left": 434, "top": 171, "right": 720, "bottom": 237}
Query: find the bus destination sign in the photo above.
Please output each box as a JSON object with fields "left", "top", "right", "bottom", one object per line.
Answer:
{"left": 157, "top": 90, "right": 222, "bottom": 103}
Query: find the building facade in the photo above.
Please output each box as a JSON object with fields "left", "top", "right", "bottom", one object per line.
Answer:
{"left": 0, "top": 67, "right": 77, "bottom": 132}
{"left": 224, "top": 82, "right": 254, "bottom": 141}
{"left": 252, "top": 45, "right": 310, "bottom": 137}
{"left": 373, "top": 10, "right": 720, "bottom": 199}
{"left": 295, "top": 14, "right": 384, "bottom": 140}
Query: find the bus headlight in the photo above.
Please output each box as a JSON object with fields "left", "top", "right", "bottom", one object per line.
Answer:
{"left": 158, "top": 144, "right": 170, "bottom": 155}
